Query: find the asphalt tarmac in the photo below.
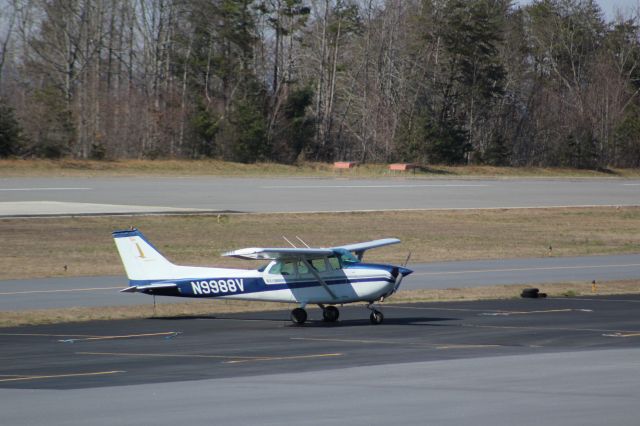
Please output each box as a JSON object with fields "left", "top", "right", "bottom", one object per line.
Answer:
{"left": 1, "top": 177, "right": 639, "bottom": 215}
{"left": 1, "top": 254, "right": 638, "bottom": 311}
{"left": 1, "top": 296, "right": 640, "bottom": 425}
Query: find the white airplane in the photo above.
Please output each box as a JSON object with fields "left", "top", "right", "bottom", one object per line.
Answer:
{"left": 113, "top": 229, "right": 412, "bottom": 325}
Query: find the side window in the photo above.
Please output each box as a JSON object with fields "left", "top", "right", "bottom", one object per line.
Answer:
{"left": 281, "top": 261, "right": 295, "bottom": 276}
{"left": 327, "top": 255, "right": 341, "bottom": 270}
{"left": 297, "top": 260, "right": 310, "bottom": 275}
{"left": 269, "top": 261, "right": 295, "bottom": 276}
{"left": 310, "top": 258, "right": 327, "bottom": 273}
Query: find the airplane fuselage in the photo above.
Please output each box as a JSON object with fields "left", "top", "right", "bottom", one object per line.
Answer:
{"left": 132, "top": 263, "right": 399, "bottom": 306}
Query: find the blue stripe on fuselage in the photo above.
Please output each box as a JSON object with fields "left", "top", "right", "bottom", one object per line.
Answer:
{"left": 130, "top": 276, "right": 393, "bottom": 298}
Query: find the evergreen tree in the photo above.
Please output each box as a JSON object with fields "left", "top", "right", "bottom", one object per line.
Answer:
{"left": 0, "top": 99, "right": 22, "bottom": 157}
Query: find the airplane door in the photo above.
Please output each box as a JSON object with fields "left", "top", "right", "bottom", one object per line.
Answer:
{"left": 264, "top": 260, "right": 295, "bottom": 285}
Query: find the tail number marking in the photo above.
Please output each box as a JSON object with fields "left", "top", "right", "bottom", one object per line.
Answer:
{"left": 191, "top": 279, "right": 244, "bottom": 295}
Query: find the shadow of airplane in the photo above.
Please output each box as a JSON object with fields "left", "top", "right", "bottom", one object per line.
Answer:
{"left": 150, "top": 314, "right": 458, "bottom": 327}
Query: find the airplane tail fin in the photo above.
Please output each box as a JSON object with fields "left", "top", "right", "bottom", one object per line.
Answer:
{"left": 112, "top": 229, "right": 178, "bottom": 282}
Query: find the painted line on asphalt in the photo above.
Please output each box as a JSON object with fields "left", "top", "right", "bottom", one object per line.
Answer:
{"left": 224, "top": 353, "right": 343, "bottom": 364}
{"left": 77, "top": 351, "right": 275, "bottom": 360}
{"left": 412, "top": 263, "right": 640, "bottom": 277}
{"left": 0, "top": 187, "right": 91, "bottom": 191}
{"left": 463, "top": 323, "right": 640, "bottom": 334}
{"left": 602, "top": 332, "right": 640, "bottom": 338}
{"left": 479, "top": 309, "right": 593, "bottom": 316}
{"left": 548, "top": 297, "right": 640, "bottom": 303}
{"left": 435, "top": 344, "right": 503, "bottom": 350}
{"left": 59, "top": 332, "right": 180, "bottom": 343}
{"left": 0, "top": 286, "right": 123, "bottom": 295}
{"left": 261, "top": 184, "right": 490, "bottom": 189}
{"left": 0, "top": 370, "right": 125, "bottom": 383}
{"left": 0, "top": 333, "right": 101, "bottom": 338}
{"left": 76, "top": 351, "right": 343, "bottom": 364}
{"left": 290, "top": 337, "right": 501, "bottom": 350}
{"left": 291, "top": 337, "right": 399, "bottom": 345}
{"left": 387, "top": 305, "right": 497, "bottom": 313}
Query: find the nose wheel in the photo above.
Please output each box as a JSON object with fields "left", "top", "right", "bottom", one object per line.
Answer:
{"left": 367, "top": 303, "right": 384, "bottom": 324}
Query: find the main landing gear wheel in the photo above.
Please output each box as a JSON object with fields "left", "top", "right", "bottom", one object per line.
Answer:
{"left": 322, "top": 306, "right": 340, "bottom": 322}
{"left": 369, "top": 310, "right": 384, "bottom": 325}
{"left": 290, "top": 308, "right": 307, "bottom": 325}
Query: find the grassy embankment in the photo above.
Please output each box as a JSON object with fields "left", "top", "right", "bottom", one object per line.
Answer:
{"left": 1, "top": 207, "right": 639, "bottom": 326}
{"left": 2, "top": 207, "right": 640, "bottom": 280}
{"left": 2, "top": 158, "right": 640, "bottom": 178}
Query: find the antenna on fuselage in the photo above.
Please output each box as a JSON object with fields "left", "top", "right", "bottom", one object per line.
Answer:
{"left": 295, "top": 236, "right": 311, "bottom": 248}
{"left": 282, "top": 236, "right": 297, "bottom": 248}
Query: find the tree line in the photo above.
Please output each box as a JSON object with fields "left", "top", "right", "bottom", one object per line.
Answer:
{"left": 1, "top": 0, "right": 640, "bottom": 168}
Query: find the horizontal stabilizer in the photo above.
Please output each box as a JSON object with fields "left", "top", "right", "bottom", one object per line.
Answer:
{"left": 120, "top": 283, "right": 178, "bottom": 293}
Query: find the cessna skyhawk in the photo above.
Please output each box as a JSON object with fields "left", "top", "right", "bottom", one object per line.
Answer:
{"left": 113, "top": 229, "right": 412, "bottom": 325}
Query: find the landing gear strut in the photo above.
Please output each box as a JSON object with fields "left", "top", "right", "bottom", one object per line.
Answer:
{"left": 290, "top": 307, "right": 307, "bottom": 325}
{"left": 367, "top": 303, "right": 384, "bottom": 324}
{"left": 320, "top": 305, "right": 340, "bottom": 322}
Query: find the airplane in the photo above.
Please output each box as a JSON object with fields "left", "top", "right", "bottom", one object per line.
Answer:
{"left": 113, "top": 228, "right": 412, "bottom": 325}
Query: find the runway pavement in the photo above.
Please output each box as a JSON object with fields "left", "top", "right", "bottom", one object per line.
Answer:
{"left": 1, "top": 296, "right": 640, "bottom": 425}
{"left": 1, "top": 176, "right": 639, "bottom": 215}
{"left": 1, "top": 254, "right": 638, "bottom": 311}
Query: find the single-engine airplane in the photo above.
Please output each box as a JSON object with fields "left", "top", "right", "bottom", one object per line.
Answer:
{"left": 113, "top": 229, "right": 412, "bottom": 325}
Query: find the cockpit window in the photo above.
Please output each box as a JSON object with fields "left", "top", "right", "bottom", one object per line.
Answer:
{"left": 334, "top": 249, "right": 358, "bottom": 265}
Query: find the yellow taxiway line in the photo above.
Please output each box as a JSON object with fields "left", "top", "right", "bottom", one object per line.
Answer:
{"left": 0, "top": 370, "right": 125, "bottom": 383}
{"left": 479, "top": 309, "right": 592, "bottom": 316}
{"left": 0, "top": 332, "right": 180, "bottom": 341}
{"left": 76, "top": 351, "right": 343, "bottom": 364}
{"left": 59, "top": 332, "right": 180, "bottom": 342}
{"left": 290, "top": 337, "right": 501, "bottom": 350}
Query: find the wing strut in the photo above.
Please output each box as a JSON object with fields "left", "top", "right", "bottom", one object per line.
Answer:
{"left": 301, "top": 259, "right": 337, "bottom": 300}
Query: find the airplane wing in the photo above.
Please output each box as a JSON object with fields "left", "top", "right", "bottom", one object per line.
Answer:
{"left": 223, "top": 238, "right": 400, "bottom": 261}
{"left": 222, "top": 247, "right": 334, "bottom": 260}
{"left": 334, "top": 238, "right": 401, "bottom": 253}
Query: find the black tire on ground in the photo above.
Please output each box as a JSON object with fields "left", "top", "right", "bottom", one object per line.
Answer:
{"left": 322, "top": 306, "right": 339, "bottom": 322}
{"left": 290, "top": 308, "right": 307, "bottom": 325}
{"left": 370, "top": 310, "right": 384, "bottom": 325}
{"left": 521, "top": 288, "right": 540, "bottom": 298}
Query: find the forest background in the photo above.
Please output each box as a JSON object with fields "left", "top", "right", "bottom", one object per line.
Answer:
{"left": 1, "top": 0, "right": 640, "bottom": 169}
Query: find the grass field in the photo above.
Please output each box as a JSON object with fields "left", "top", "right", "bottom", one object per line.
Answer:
{"left": 0, "top": 279, "right": 636, "bottom": 328}
{"left": 2, "top": 158, "right": 640, "bottom": 178}
{"left": 1, "top": 207, "right": 639, "bottom": 280}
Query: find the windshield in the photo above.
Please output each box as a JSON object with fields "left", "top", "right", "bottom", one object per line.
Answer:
{"left": 334, "top": 249, "right": 359, "bottom": 265}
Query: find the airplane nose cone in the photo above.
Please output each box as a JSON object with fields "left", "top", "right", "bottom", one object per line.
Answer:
{"left": 399, "top": 266, "right": 413, "bottom": 276}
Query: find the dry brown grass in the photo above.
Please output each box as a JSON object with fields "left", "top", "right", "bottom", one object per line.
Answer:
{"left": 1, "top": 207, "right": 639, "bottom": 280}
{"left": 1, "top": 159, "right": 639, "bottom": 178}
{"left": 0, "top": 280, "right": 637, "bottom": 328}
